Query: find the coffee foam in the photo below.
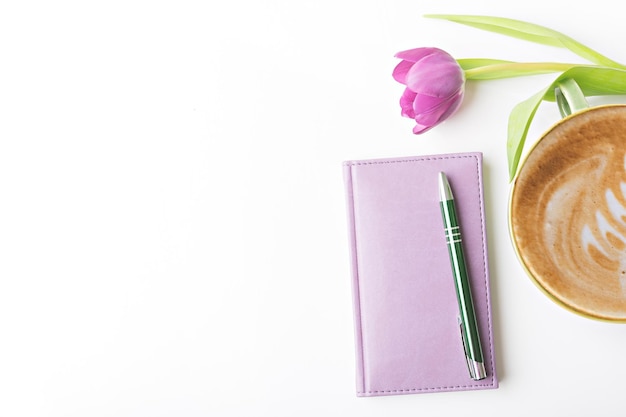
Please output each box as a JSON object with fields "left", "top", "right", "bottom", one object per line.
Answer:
{"left": 510, "top": 105, "right": 626, "bottom": 320}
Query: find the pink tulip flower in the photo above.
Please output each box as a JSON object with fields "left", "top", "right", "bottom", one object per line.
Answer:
{"left": 392, "top": 47, "right": 465, "bottom": 134}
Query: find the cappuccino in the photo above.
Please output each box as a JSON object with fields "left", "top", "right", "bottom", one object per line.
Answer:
{"left": 510, "top": 105, "right": 626, "bottom": 321}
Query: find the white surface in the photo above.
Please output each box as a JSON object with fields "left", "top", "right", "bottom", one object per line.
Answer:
{"left": 2, "top": 1, "right": 626, "bottom": 416}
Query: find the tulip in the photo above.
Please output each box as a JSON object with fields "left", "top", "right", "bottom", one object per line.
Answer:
{"left": 419, "top": 14, "right": 626, "bottom": 180}
{"left": 393, "top": 47, "right": 465, "bottom": 134}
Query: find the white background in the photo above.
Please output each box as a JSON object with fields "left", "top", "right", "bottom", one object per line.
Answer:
{"left": 2, "top": 1, "right": 626, "bottom": 416}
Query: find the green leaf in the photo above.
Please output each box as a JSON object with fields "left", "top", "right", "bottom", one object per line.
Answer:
{"left": 507, "top": 86, "right": 551, "bottom": 181}
{"left": 426, "top": 14, "right": 626, "bottom": 69}
{"left": 543, "top": 66, "right": 626, "bottom": 100}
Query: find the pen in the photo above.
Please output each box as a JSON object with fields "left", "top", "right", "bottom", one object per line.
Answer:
{"left": 438, "top": 172, "right": 486, "bottom": 381}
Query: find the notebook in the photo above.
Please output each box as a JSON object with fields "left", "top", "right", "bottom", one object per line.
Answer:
{"left": 343, "top": 152, "right": 498, "bottom": 396}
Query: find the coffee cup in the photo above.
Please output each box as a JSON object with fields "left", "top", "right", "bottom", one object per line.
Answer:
{"left": 509, "top": 104, "right": 626, "bottom": 321}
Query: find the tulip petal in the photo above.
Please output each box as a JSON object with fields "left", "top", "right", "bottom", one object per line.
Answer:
{"left": 392, "top": 60, "right": 414, "bottom": 84}
{"left": 413, "top": 100, "right": 450, "bottom": 126}
{"left": 406, "top": 53, "right": 464, "bottom": 97}
{"left": 394, "top": 47, "right": 442, "bottom": 63}
{"left": 413, "top": 90, "right": 463, "bottom": 126}
{"left": 412, "top": 122, "right": 434, "bottom": 134}
{"left": 435, "top": 91, "right": 463, "bottom": 121}
{"left": 399, "top": 88, "right": 417, "bottom": 118}
{"left": 411, "top": 94, "right": 446, "bottom": 116}
{"left": 411, "top": 92, "right": 462, "bottom": 134}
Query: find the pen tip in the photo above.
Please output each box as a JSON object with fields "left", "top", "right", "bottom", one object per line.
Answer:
{"left": 438, "top": 172, "right": 453, "bottom": 200}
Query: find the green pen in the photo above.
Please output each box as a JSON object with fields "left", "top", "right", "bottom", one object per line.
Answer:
{"left": 438, "top": 171, "right": 486, "bottom": 381}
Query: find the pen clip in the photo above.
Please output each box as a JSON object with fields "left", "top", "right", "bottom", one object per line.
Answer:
{"left": 458, "top": 317, "right": 487, "bottom": 381}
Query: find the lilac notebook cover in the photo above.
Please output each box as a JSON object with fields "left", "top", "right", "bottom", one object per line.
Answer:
{"left": 343, "top": 152, "right": 498, "bottom": 397}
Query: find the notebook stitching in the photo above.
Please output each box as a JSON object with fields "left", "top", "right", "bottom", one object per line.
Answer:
{"left": 343, "top": 155, "right": 474, "bottom": 167}
{"left": 347, "top": 154, "right": 497, "bottom": 393}
{"left": 358, "top": 382, "right": 493, "bottom": 395}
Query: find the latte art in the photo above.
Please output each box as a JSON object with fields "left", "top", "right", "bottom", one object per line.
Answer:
{"left": 510, "top": 105, "right": 626, "bottom": 321}
{"left": 582, "top": 184, "right": 626, "bottom": 273}
{"left": 544, "top": 153, "right": 626, "bottom": 295}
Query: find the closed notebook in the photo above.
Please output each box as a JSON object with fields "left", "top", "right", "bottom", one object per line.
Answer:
{"left": 343, "top": 152, "right": 498, "bottom": 397}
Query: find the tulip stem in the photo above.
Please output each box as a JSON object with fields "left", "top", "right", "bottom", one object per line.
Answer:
{"left": 464, "top": 62, "right": 577, "bottom": 80}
